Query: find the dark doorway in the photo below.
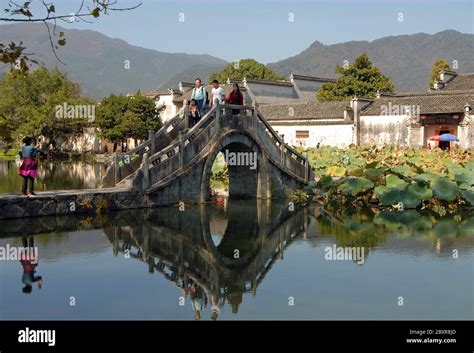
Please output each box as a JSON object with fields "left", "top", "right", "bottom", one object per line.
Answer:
{"left": 438, "top": 130, "right": 450, "bottom": 150}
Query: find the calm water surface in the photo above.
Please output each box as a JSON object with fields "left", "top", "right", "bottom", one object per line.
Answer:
{"left": 0, "top": 160, "right": 106, "bottom": 194}
{"left": 0, "top": 200, "right": 472, "bottom": 320}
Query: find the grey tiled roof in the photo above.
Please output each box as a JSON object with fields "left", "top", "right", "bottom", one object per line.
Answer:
{"left": 290, "top": 73, "right": 336, "bottom": 82}
{"left": 363, "top": 90, "right": 474, "bottom": 115}
{"left": 128, "top": 90, "right": 170, "bottom": 98}
{"left": 244, "top": 78, "right": 294, "bottom": 87}
{"left": 260, "top": 101, "right": 351, "bottom": 120}
{"left": 442, "top": 73, "right": 474, "bottom": 91}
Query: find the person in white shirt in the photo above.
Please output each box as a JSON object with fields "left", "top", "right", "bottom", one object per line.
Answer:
{"left": 210, "top": 80, "right": 225, "bottom": 106}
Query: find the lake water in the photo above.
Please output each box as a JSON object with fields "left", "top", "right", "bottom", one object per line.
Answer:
{"left": 0, "top": 200, "right": 472, "bottom": 320}
{"left": 0, "top": 159, "right": 107, "bottom": 194}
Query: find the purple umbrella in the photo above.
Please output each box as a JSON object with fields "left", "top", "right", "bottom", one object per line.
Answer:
{"left": 439, "top": 134, "right": 459, "bottom": 142}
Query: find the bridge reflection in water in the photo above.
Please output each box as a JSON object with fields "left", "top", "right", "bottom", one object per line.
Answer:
{"left": 1, "top": 200, "right": 472, "bottom": 320}
{"left": 103, "top": 200, "right": 309, "bottom": 319}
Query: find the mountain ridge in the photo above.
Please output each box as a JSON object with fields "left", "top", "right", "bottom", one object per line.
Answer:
{"left": 0, "top": 23, "right": 228, "bottom": 98}
{"left": 1, "top": 25, "right": 472, "bottom": 97}
{"left": 269, "top": 30, "right": 474, "bottom": 92}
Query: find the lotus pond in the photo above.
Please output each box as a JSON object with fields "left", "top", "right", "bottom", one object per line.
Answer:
{"left": 304, "top": 145, "right": 474, "bottom": 213}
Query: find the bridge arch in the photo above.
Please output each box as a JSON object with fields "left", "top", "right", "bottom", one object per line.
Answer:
{"left": 200, "top": 131, "right": 271, "bottom": 203}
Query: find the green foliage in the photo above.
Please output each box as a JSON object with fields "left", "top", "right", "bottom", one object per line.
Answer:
{"left": 306, "top": 145, "right": 474, "bottom": 210}
{"left": 95, "top": 93, "right": 161, "bottom": 144}
{"left": 209, "top": 58, "right": 284, "bottom": 83}
{"left": 316, "top": 54, "right": 394, "bottom": 102}
{"left": 460, "top": 190, "right": 474, "bottom": 206}
{"left": 210, "top": 153, "right": 229, "bottom": 191}
{"left": 429, "top": 59, "right": 450, "bottom": 89}
{"left": 431, "top": 177, "right": 459, "bottom": 202}
{"left": 0, "top": 67, "right": 94, "bottom": 144}
{"left": 339, "top": 177, "right": 374, "bottom": 196}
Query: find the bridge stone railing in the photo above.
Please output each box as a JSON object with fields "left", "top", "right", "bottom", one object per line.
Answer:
{"left": 102, "top": 106, "right": 188, "bottom": 187}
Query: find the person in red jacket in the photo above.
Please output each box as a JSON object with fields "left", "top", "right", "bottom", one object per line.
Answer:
{"left": 226, "top": 83, "right": 244, "bottom": 115}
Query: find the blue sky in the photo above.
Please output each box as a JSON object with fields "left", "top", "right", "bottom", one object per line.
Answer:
{"left": 3, "top": 0, "right": 473, "bottom": 63}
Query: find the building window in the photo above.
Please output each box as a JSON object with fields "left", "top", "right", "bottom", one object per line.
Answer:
{"left": 295, "top": 130, "right": 310, "bottom": 138}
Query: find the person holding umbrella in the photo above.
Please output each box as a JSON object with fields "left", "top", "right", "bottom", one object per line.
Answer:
{"left": 439, "top": 133, "right": 459, "bottom": 150}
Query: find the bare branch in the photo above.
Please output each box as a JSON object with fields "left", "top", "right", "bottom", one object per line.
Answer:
{"left": 0, "top": 1, "right": 142, "bottom": 70}
{"left": 0, "top": 1, "right": 142, "bottom": 22}
{"left": 43, "top": 20, "right": 65, "bottom": 65}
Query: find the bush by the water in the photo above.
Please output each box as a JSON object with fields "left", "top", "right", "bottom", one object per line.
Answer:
{"left": 304, "top": 145, "right": 474, "bottom": 212}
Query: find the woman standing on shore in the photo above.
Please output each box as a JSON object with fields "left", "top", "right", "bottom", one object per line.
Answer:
{"left": 18, "top": 137, "right": 45, "bottom": 196}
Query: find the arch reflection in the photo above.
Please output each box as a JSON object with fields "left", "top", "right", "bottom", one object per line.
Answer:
{"left": 104, "top": 200, "right": 310, "bottom": 319}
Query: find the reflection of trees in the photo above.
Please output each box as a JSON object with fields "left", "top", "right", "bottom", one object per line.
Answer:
{"left": 314, "top": 206, "right": 474, "bottom": 258}
{"left": 38, "top": 161, "right": 107, "bottom": 190}
{"left": 315, "top": 207, "right": 388, "bottom": 261}
{"left": 0, "top": 160, "right": 107, "bottom": 193}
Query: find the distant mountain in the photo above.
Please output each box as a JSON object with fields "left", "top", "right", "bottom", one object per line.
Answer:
{"left": 269, "top": 30, "right": 474, "bottom": 92}
{"left": 1, "top": 25, "right": 472, "bottom": 98}
{"left": 158, "top": 63, "right": 227, "bottom": 89}
{"left": 0, "top": 23, "right": 228, "bottom": 98}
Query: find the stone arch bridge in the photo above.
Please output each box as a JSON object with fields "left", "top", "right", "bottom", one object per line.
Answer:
{"left": 102, "top": 103, "right": 314, "bottom": 205}
{"left": 0, "top": 104, "right": 314, "bottom": 220}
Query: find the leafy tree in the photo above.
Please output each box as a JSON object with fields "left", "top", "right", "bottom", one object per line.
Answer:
{"left": 316, "top": 54, "right": 395, "bottom": 102}
{"left": 0, "top": 67, "right": 94, "bottom": 144}
{"left": 209, "top": 58, "right": 285, "bottom": 83}
{"left": 0, "top": 1, "right": 141, "bottom": 71}
{"left": 95, "top": 93, "right": 161, "bottom": 151}
{"left": 429, "top": 59, "right": 451, "bottom": 89}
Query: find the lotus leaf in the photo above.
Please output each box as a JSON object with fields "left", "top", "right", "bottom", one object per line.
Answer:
{"left": 460, "top": 189, "right": 474, "bottom": 206}
{"left": 385, "top": 175, "right": 408, "bottom": 189}
{"left": 464, "top": 160, "right": 474, "bottom": 171}
{"left": 347, "top": 165, "right": 364, "bottom": 176}
{"left": 431, "top": 177, "right": 459, "bottom": 202}
{"left": 339, "top": 177, "right": 374, "bottom": 196}
{"left": 326, "top": 166, "right": 346, "bottom": 177}
{"left": 364, "top": 167, "right": 386, "bottom": 181}
{"left": 407, "top": 183, "right": 433, "bottom": 200}
{"left": 379, "top": 188, "right": 421, "bottom": 208}
{"left": 414, "top": 173, "right": 435, "bottom": 184}
{"left": 392, "top": 165, "right": 416, "bottom": 177}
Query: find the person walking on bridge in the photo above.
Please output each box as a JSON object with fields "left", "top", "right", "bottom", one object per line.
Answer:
{"left": 226, "top": 83, "right": 244, "bottom": 115}
{"left": 190, "top": 78, "right": 208, "bottom": 115}
{"left": 188, "top": 99, "right": 202, "bottom": 127}
{"left": 210, "top": 80, "right": 225, "bottom": 106}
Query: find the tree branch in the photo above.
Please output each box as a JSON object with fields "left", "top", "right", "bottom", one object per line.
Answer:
{"left": 0, "top": 1, "right": 142, "bottom": 71}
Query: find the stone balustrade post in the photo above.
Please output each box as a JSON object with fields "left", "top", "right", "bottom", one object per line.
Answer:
{"left": 178, "top": 132, "right": 184, "bottom": 169}
{"left": 142, "top": 152, "right": 149, "bottom": 190}
{"left": 304, "top": 151, "right": 309, "bottom": 182}
{"left": 148, "top": 130, "right": 155, "bottom": 154}
{"left": 113, "top": 152, "right": 119, "bottom": 185}
{"left": 280, "top": 134, "right": 285, "bottom": 167}
{"left": 183, "top": 102, "right": 189, "bottom": 129}
{"left": 215, "top": 104, "right": 221, "bottom": 130}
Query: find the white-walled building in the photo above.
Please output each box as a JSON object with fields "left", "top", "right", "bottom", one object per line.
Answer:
{"left": 130, "top": 70, "right": 474, "bottom": 149}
